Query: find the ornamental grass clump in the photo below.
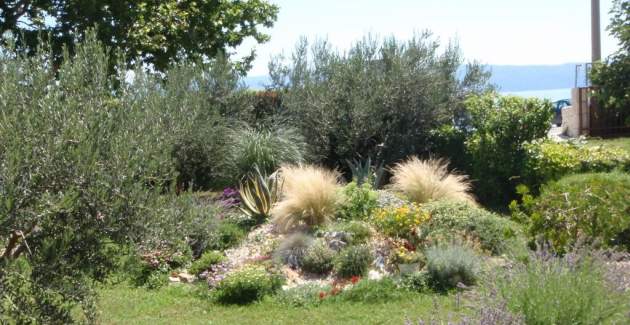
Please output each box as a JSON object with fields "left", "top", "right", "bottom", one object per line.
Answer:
{"left": 271, "top": 165, "right": 342, "bottom": 232}
{"left": 389, "top": 157, "right": 476, "bottom": 205}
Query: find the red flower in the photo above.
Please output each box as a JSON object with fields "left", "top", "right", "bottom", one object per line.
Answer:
{"left": 319, "top": 291, "right": 326, "bottom": 299}
{"left": 350, "top": 276, "right": 361, "bottom": 284}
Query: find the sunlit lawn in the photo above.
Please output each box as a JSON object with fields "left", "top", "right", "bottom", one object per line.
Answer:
{"left": 586, "top": 137, "right": 630, "bottom": 153}
{"left": 97, "top": 284, "right": 464, "bottom": 325}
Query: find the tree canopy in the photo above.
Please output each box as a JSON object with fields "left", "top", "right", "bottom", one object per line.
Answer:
{"left": 0, "top": 0, "right": 279, "bottom": 71}
{"left": 591, "top": 0, "right": 629, "bottom": 110}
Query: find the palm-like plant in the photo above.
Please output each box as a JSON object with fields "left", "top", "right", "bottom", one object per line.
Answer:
{"left": 239, "top": 166, "right": 281, "bottom": 223}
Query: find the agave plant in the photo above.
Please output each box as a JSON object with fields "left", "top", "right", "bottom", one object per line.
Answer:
{"left": 347, "top": 157, "right": 385, "bottom": 189}
{"left": 239, "top": 166, "right": 281, "bottom": 223}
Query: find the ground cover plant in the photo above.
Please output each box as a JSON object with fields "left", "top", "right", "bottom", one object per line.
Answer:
{"left": 494, "top": 248, "right": 630, "bottom": 325}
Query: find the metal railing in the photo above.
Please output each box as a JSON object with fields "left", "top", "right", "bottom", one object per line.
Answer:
{"left": 574, "top": 63, "right": 593, "bottom": 88}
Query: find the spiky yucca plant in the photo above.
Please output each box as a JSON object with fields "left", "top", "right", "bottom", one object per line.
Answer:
{"left": 389, "top": 157, "right": 476, "bottom": 205}
{"left": 239, "top": 166, "right": 281, "bottom": 223}
{"left": 272, "top": 165, "right": 342, "bottom": 232}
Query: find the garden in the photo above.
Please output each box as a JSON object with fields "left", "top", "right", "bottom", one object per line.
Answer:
{"left": 1, "top": 5, "right": 630, "bottom": 324}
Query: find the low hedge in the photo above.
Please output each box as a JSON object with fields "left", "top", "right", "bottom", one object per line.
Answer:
{"left": 523, "top": 140, "right": 630, "bottom": 192}
{"left": 514, "top": 172, "right": 630, "bottom": 253}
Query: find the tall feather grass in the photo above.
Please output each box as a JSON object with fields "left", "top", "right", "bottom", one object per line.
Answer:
{"left": 271, "top": 165, "right": 342, "bottom": 232}
{"left": 231, "top": 126, "right": 307, "bottom": 176}
{"left": 389, "top": 157, "right": 476, "bottom": 205}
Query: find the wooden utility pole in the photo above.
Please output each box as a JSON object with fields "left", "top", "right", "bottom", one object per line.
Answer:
{"left": 591, "top": 0, "right": 601, "bottom": 62}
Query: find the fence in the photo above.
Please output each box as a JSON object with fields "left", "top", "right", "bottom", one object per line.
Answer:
{"left": 577, "top": 87, "right": 630, "bottom": 138}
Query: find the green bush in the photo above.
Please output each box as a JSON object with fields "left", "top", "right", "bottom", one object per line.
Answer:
{"left": 214, "top": 265, "right": 284, "bottom": 304}
{"left": 0, "top": 32, "right": 249, "bottom": 322}
{"left": 465, "top": 94, "right": 553, "bottom": 207}
{"left": 301, "top": 240, "right": 336, "bottom": 274}
{"left": 514, "top": 172, "right": 630, "bottom": 253}
{"left": 142, "top": 193, "right": 224, "bottom": 261}
{"left": 338, "top": 182, "right": 379, "bottom": 220}
{"left": 334, "top": 245, "right": 373, "bottom": 278}
{"left": 270, "top": 34, "right": 492, "bottom": 168}
{"left": 273, "top": 233, "right": 314, "bottom": 269}
{"left": 230, "top": 125, "right": 307, "bottom": 176}
{"left": 399, "top": 271, "right": 430, "bottom": 292}
{"left": 331, "top": 220, "right": 373, "bottom": 245}
{"left": 523, "top": 139, "right": 630, "bottom": 192}
{"left": 425, "top": 244, "right": 479, "bottom": 290}
{"left": 420, "top": 200, "right": 527, "bottom": 256}
{"left": 334, "top": 278, "right": 403, "bottom": 303}
{"left": 497, "top": 252, "right": 628, "bottom": 325}
{"left": 189, "top": 251, "right": 225, "bottom": 275}
{"left": 207, "top": 221, "right": 247, "bottom": 251}
{"left": 172, "top": 125, "right": 234, "bottom": 190}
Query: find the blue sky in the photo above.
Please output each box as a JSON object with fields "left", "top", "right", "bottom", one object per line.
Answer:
{"left": 236, "top": 0, "right": 620, "bottom": 76}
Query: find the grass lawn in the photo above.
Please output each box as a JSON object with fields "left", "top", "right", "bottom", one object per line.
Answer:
{"left": 97, "top": 284, "right": 464, "bottom": 324}
{"left": 586, "top": 137, "right": 630, "bottom": 153}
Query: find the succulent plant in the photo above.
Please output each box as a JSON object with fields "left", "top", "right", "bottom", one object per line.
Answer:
{"left": 239, "top": 165, "right": 281, "bottom": 223}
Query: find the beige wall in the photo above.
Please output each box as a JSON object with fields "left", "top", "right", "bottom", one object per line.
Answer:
{"left": 561, "top": 88, "right": 589, "bottom": 137}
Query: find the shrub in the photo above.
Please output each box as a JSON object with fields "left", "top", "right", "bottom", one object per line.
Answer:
{"left": 273, "top": 233, "right": 314, "bottom": 269}
{"left": 425, "top": 244, "right": 479, "bottom": 290}
{"left": 188, "top": 251, "right": 225, "bottom": 275}
{"left": 420, "top": 200, "right": 526, "bottom": 256}
{"left": 497, "top": 251, "right": 628, "bottom": 325}
{"left": 301, "top": 240, "right": 336, "bottom": 274}
{"left": 334, "top": 245, "right": 373, "bottom": 278}
{"left": 207, "top": 221, "right": 246, "bottom": 251}
{"left": 523, "top": 139, "right": 630, "bottom": 192}
{"left": 230, "top": 126, "right": 307, "bottom": 176}
{"left": 214, "top": 265, "right": 284, "bottom": 304}
{"left": 270, "top": 34, "right": 492, "bottom": 169}
{"left": 272, "top": 165, "right": 342, "bottom": 232}
{"left": 399, "top": 271, "right": 430, "bottom": 292}
{"left": 514, "top": 172, "right": 630, "bottom": 253}
{"left": 371, "top": 203, "right": 430, "bottom": 239}
{"left": 141, "top": 193, "right": 224, "bottom": 260}
{"left": 335, "top": 278, "right": 403, "bottom": 303}
{"left": 172, "top": 125, "right": 234, "bottom": 190}
{"left": 338, "top": 182, "right": 379, "bottom": 220}
{"left": 0, "top": 33, "right": 248, "bottom": 322}
{"left": 327, "top": 220, "right": 372, "bottom": 245}
{"left": 465, "top": 94, "right": 553, "bottom": 207}
{"left": 389, "top": 157, "right": 476, "bottom": 205}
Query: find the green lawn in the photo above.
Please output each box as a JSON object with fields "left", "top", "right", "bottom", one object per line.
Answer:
{"left": 586, "top": 137, "right": 630, "bottom": 153}
{"left": 97, "top": 284, "right": 464, "bottom": 324}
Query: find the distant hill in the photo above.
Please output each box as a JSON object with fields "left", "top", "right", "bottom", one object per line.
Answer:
{"left": 244, "top": 63, "right": 584, "bottom": 92}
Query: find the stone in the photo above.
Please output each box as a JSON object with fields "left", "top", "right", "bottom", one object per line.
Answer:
{"left": 178, "top": 272, "right": 195, "bottom": 283}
